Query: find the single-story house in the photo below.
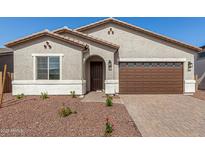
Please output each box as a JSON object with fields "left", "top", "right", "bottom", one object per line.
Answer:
{"left": 5, "top": 18, "right": 202, "bottom": 95}
{"left": 195, "top": 46, "right": 205, "bottom": 89}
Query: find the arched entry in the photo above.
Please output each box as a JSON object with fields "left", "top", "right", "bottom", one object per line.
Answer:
{"left": 85, "top": 55, "right": 106, "bottom": 92}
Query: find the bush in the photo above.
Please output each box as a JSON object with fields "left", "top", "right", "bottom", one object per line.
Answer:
{"left": 106, "top": 96, "right": 113, "bottom": 106}
{"left": 58, "top": 104, "right": 77, "bottom": 117}
{"left": 70, "top": 91, "right": 76, "bottom": 98}
{"left": 16, "top": 93, "right": 24, "bottom": 99}
{"left": 40, "top": 92, "right": 48, "bottom": 100}
{"left": 104, "top": 117, "right": 113, "bottom": 137}
{"left": 58, "top": 106, "right": 72, "bottom": 117}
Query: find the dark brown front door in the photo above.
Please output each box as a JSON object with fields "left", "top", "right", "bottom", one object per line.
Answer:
{"left": 119, "top": 62, "right": 183, "bottom": 94}
{"left": 90, "top": 62, "right": 103, "bottom": 91}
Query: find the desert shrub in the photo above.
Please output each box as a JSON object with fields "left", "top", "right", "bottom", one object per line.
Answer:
{"left": 70, "top": 91, "right": 76, "bottom": 98}
{"left": 16, "top": 93, "right": 24, "bottom": 99}
{"left": 104, "top": 117, "right": 113, "bottom": 137}
{"left": 58, "top": 106, "right": 72, "bottom": 117}
{"left": 58, "top": 104, "right": 77, "bottom": 117}
{"left": 40, "top": 92, "right": 48, "bottom": 100}
{"left": 106, "top": 96, "right": 113, "bottom": 106}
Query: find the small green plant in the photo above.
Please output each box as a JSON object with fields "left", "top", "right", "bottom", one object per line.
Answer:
{"left": 40, "top": 92, "right": 48, "bottom": 100}
{"left": 106, "top": 95, "right": 113, "bottom": 106}
{"left": 70, "top": 91, "right": 76, "bottom": 98}
{"left": 104, "top": 117, "right": 113, "bottom": 137}
{"left": 16, "top": 93, "right": 24, "bottom": 99}
{"left": 58, "top": 104, "right": 77, "bottom": 117}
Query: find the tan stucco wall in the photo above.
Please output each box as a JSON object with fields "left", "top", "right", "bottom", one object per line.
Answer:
{"left": 60, "top": 32, "right": 116, "bottom": 81}
{"left": 13, "top": 36, "right": 83, "bottom": 80}
{"left": 12, "top": 23, "right": 198, "bottom": 94}
{"left": 81, "top": 23, "right": 198, "bottom": 81}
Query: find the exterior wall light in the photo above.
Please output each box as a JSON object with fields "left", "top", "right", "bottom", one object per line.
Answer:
{"left": 188, "top": 61, "right": 193, "bottom": 71}
{"left": 108, "top": 60, "right": 112, "bottom": 71}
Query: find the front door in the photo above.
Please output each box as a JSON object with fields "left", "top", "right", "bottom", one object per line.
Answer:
{"left": 90, "top": 62, "right": 103, "bottom": 91}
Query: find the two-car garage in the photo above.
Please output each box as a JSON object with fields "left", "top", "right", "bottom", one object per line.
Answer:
{"left": 119, "top": 62, "right": 183, "bottom": 94}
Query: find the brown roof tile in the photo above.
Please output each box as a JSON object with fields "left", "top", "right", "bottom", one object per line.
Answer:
{"left": 76, "top": 18, "right": 201, "bottom": 52}
{"left": 53, "top": 27, "right": 119, "bottom": 49}
{"left": 5, "top": 30, "right": 88, "bottom": 49}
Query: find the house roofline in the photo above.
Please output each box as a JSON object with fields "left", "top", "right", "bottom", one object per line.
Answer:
{"left": 75, "top": 18, "right": 201, "bottom": 52}
{"left": 53, "top": 27, "right": 120, "bottom": 50}
{"left": 5, "top": 30, "right": 88, "bottom": 49}
{"left": 200, "top": 45, "right": 205, "bottom": 50}
{"left": 0, "top": 51, "right": 13, "bottom": 56}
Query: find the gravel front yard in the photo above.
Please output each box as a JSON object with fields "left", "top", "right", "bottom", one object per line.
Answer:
{"left": 0, "top": 94, "right": 141, "bottom": 137}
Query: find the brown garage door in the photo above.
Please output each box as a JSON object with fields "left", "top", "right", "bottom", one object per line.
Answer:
{"left": 119, "top": 62, "right": 183, "bottom": 94}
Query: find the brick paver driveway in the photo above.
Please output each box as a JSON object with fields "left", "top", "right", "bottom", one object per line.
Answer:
{"left": 121, "top": 95, "right": 205, "bottom": 137}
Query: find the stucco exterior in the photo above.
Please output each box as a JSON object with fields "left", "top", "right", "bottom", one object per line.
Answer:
{"left": 13, "top": 36, "right": 83, "bottom": 80}
{"left": 82, "top": 23, "right": 197, "bottom": 81}
{"left": 11, "top": 36, "right": 86, "bottom": 95}
{"left": 6, "top": 18, "right": 200, "bottom": 95}
{"left": 58, "top": 32, "right": 116, "bottom": 80}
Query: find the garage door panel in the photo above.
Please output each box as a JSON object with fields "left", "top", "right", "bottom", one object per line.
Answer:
{"left": 119, "top": 79, "right": 182, "bottom": 82}
{"left": 120, "top": 70, "right": 182, "bottom": 74}
{"left": 142, "top": 85, "right": 183, "bottom": 89}
{"left": 121, "top": 75, "right": 182, "bottom": 79}
{"left": 119, "top": 62, "right": 183, "bottom": 94}
{"left": 119, "top": 81, "right": 183, "bottom": 84}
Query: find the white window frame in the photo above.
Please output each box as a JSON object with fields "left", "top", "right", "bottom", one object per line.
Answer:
{"left": 32, "top": 53, "right": 64, "bottom": 80}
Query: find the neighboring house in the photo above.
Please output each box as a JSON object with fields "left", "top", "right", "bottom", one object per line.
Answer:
{"left": 5, "top": 18, "right": 202, "bottom": 95}
{"left": 0, "top": 48, "right": 13, "bottom": 73}
{"left": 195, "top": 46, "right": 205, "bottom": 89}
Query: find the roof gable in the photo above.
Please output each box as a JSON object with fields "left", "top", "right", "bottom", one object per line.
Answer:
{"left": 53, "top": 27, "right": 119, "bottom": 50}
{"left": 5, "top": 30, "right": 88, "bottom": 49}
{"left": 75, "top": 18, "right": 201, "bottom": 52}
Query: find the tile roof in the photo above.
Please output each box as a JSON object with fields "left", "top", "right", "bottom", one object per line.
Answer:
{"left": 76, "top": 18, "right": 201, "bottom": 52}
{"left": 5, "top": 30, "right": 88, "bottom": 49}
{"left": 53, "top": 27, "right": 119, "bottom": 49}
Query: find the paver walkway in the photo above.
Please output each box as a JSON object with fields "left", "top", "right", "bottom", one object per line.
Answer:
{"left": 81, "top": 92, "right": 106, "bottom": 102}
{"left": 121, "top": 94, "right": 205, "bottom": 137}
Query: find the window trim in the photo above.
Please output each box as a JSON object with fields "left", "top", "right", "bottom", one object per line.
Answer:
{"left": 32, "top": 53, "right": 63, "bottom": 80}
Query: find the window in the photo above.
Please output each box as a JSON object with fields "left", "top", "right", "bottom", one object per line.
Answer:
{"left": 36, "top": 56, "right": 60, "bottom": 80}
{"left": 128, "top": 62, "right": 136, "bottom": 67}
{"left": 37, "top": 57, "right": 48, "bottom": 79}
{"left": 119, "top": 62, "right": 127, "bottom": 68}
